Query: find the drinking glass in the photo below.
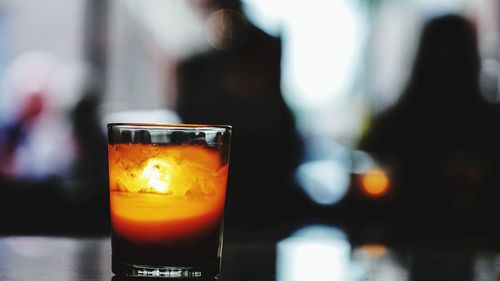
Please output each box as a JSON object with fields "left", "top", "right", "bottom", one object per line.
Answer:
{"left": 107, "top": 123, "right": 231, "bottom": 278}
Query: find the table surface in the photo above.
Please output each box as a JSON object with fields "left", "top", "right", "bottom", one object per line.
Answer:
{"left": 1, "top": 224, "right": 500, "bottom": 281}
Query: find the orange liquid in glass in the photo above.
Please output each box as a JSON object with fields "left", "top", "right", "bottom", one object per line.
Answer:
{"left": 108, "top": 144, "right": 228, "bottom": 244}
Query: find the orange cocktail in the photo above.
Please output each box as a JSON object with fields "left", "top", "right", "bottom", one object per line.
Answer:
{"left": 107, "top": 124, "right": 231, "bottom": 279}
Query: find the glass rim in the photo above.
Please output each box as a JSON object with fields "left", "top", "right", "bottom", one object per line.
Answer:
{"left": 107, "top": 122, "right": 232, "bottom": 131}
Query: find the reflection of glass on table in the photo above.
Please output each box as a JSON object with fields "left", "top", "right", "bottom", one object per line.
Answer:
{"left": 107, "top": 123, "right": 231, "bottom": 278}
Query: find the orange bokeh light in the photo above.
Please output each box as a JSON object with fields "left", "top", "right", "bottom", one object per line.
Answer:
{"left": 359, "top": 244, "right": 388, "bottom": 258}
{"left": 360, "top": 168, "right": 390, "bottom": 198}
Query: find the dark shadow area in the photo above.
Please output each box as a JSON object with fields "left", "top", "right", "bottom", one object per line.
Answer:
{"left": 69, "top": 89, "right": 110, "bottom": 233}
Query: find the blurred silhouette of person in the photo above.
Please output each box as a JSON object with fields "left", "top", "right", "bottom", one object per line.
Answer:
{"left": 69, "top": 88, "right": 110, "bottom": 234}
{"left": 177, "top": 0, "right": 304, "bottom": 226}
{"left": 359, "top": 15, "right": 500, "bottom": 223}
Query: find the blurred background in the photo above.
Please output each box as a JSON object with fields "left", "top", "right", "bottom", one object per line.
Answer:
{"left": 0, "top": 0, "right": 499, "bottom": 252}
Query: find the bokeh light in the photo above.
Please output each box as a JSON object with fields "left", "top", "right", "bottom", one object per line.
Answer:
{"left": 360, "top": 168, "right": 390, "bottom": 198}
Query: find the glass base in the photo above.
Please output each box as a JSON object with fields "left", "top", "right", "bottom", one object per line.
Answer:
{"left": 112, "top": 259, "right": 220, "bottom": 279}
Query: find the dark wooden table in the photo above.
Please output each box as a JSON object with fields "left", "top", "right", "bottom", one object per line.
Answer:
{"left": 1, "top": 223, "right": 499, "bottom": 281}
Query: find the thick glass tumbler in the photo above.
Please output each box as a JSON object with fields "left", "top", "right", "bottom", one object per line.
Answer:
{"left": 107, "top": 123, "right": 231, "bottom": 278}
